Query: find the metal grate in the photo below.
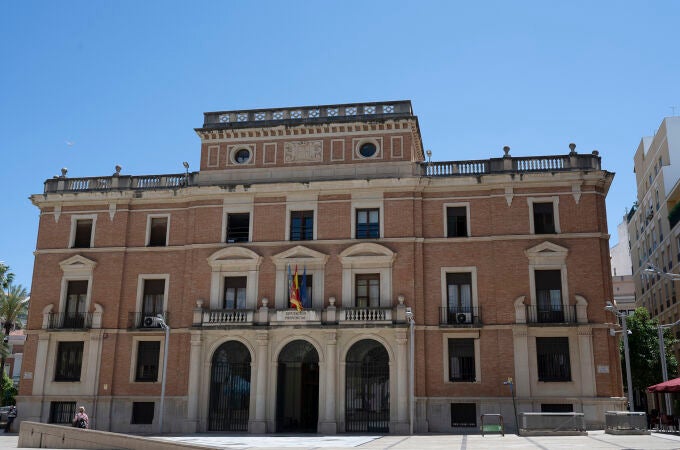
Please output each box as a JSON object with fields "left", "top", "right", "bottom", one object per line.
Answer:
{"left": 345, "top": 340, "right": 389, "bottom": 432}
{"left": 208, "top": 341, "right": 252, "bottom": 431}
{"left": 49, "top": 402, "right": 76, "bottom": 424}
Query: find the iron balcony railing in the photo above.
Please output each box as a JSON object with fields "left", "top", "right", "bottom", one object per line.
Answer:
{"left": 525, "top": 305, "right": 577, "bottom": 324}
{"left": 439, "top": 307, "right": 482, "bottom": 326}
{"left": 46, "top": 312, "right": 93, "bottom": 330}
{"left": 127, "top": 311, "right": 169, "bottom": 329}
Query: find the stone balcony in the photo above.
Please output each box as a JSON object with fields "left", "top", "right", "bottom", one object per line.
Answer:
{"left": 193, "top": 299, "right": 406, "bottom": 327}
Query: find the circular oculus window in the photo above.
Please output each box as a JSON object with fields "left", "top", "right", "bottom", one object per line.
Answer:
{"left": 234, "top": 148, "right": 251, "bottom": 164}
{"left": 359, "top": 142, "right": 377, "bottom": 158}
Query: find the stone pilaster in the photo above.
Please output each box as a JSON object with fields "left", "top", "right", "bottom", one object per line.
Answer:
{"left": 578, "top": 326, "right": 596, "bottom": 396}
{"left": 319, "top": 331, "right": 337, "bottom": 434}
{"left": 394, "top": 330, "right": 409, "bottom": 433}
{"left": 187, "top": 331, "right": 202, "bottom": 426}
{"left": 250, "top": 331, "right": 269, "bottom": 433}
{"left": 512, "top": 326, "right": 530, "bottom": 397}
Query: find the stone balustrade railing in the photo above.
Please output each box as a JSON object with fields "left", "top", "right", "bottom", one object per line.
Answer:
{"left": 202, "top": 100, "right": 413, "bottom": 127}
{"left": 193, "top": 305, "right": 403, "bottom": 326}
{"left": 44, "top": 173, "right": 194, "bottom": 194}
{"left": 42, "top": 151, "right": 602, "bottom": 195}
{"left": 422, "top": 152, "right": 601, "bottom": 177}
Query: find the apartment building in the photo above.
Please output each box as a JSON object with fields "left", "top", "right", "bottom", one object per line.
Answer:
{"left": 18, "top": 101, "right": 623, "bottom": 433}
{"left": 627, "top": 117, "right": 680, "bottom": 342}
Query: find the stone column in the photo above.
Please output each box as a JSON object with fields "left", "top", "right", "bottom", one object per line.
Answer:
{"left": 187, "top": 331, "right": 202, "bottom": 427}
{"left": 250, "top": 332, "right": 268, "bottom": 433}
{"left": 394, "top": 330, "right": 409, "bottom": 433}
{"left": 319, "top": 331, "right": 337, "bottom": 433}
{"left": 578, "top": 326, "right": 596, "bottom": 396}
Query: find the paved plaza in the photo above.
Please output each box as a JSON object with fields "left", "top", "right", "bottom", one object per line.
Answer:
{"left": 4, "top": 431, "right": 680, "bottom": 450}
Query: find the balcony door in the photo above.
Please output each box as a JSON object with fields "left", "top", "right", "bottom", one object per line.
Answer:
{"left": 535, "top": 270, "right": 563, "bottom": 322}
{"left": 64, "top": 280, "right": 87, "bottom": 328}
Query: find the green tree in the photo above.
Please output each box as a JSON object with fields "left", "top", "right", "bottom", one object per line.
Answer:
{"left": 622, "top": 307, "right": 679, "bottom": 393}
{"left": 0, "top": 372, "right": 16, "bottom": 406}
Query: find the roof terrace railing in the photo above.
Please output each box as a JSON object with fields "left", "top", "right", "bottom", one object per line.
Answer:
{"left": 202, "top": 100, "right": 413, "bottom": 128}
{"left": 422, "top": 152, "right": 601, "bottom": 177}
{"left": 42, "top": 151, "right": 602, "bottom": 194}
{"left": 44, "top": 173, "right": 193, "bottom": 194}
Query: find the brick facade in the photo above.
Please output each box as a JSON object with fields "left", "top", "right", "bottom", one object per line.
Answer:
{"left": 18, "top": 101, "right": 623, "bottom": 433}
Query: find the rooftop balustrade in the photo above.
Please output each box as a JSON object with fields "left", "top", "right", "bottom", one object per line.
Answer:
{"left": 422, "top": 151, "right": 601, "bottom": 177}
{"left": 44, "top": 173, "right": 193, "bottom": 194}
{"left": 41, "top": 150, "right": 603, "bottom": 195}
{"left": 201, "top": 100, "right": 414, "bottom": 129}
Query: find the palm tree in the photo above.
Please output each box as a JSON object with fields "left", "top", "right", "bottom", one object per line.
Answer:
{"left": 0, "top": 284, "right": 29, "bottom": 337}
{"left": 0, "top": 263, "right": 13, "bottom": 291}
{"left": 0, "top": 284, "right": 28, "bottom": 403}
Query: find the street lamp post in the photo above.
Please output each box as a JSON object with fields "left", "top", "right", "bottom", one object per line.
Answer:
{"left": 656, "top": 320, "right": 680, "bottom": 413}
{"left": 605, "top": 301, "right": 634, "bottom": 411}
{"left": 156, "top": 315, "right": 170, "bottom": 435}
{"left": 406, "top": 307, "right": 415, "bottom": 435}
{"left": 503, "top": 378, "right": 519, "bottom": 432}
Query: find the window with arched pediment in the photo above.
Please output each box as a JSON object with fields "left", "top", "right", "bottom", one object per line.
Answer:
{"left": 338, "top": 243, "right": 395, "bottom": 308}
{"left": 207, "top": 247, "right": 262, "bottom": 310}
{"left": 271, "top": 246, "right": 328, "bottom": 309}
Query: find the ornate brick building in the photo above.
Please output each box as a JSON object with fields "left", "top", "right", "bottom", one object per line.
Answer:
{"left": 18, "top": 101, "right": 623, "bottom": 433}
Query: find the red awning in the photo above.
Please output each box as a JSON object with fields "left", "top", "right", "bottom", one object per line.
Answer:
{"left": 648, "top": 377, "right": 680, "bottom": 393}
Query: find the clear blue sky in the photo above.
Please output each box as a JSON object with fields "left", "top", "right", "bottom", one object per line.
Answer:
{"left": 2, "top": 1, "right": 679, "bottom": 290}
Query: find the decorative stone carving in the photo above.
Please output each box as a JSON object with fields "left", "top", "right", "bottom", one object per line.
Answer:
{"left": 284, "top": 140, "right": 323, "bottom": 163}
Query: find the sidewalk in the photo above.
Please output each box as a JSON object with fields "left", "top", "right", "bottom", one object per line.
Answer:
{"left": 4, "top": 431, "right": 680, "bottom": 450}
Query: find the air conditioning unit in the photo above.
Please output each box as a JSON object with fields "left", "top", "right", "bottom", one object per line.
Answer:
{"left": 143, "top": 316, "right": 161, "bottom": 327}
{"left": 456, "top": 312, "right": 472, "bottom": 324}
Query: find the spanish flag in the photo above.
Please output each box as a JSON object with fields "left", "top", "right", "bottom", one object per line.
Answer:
{"left": 288, "top": 265, "right": 303, "bottom": 311}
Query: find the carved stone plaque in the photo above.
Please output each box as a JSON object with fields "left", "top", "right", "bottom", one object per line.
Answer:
{"left": 284, "top": 141, "right": 323, "bottom": 163}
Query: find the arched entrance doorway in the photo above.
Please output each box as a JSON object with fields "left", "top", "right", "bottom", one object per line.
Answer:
{"left": 345, "top": 339, "right": 390, "bottom": 432}
{"left": 276, "top": 340, "right": 319, "bottom": 432}
{"left": 208, "top": 341, "right": 251, "bottom": 431}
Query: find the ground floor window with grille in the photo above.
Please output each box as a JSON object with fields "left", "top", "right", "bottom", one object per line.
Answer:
{"left": 448, "top": 338, "right": 475, "bottom": 382}
{"left": 536, "top": 337, "right": 571, "bottom": 381}
{"left": 450, "top": 403, "right": 477, "bottom": 427}
{"left": 49, "top": 402, "right": 76, "bottom": 424}
{"left": 131, "top": 402, "right": 155, "bottom": 424}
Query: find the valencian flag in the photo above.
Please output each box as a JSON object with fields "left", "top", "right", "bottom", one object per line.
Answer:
{"left": 288, "top": 265, "right": 303, "bottom": 311}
